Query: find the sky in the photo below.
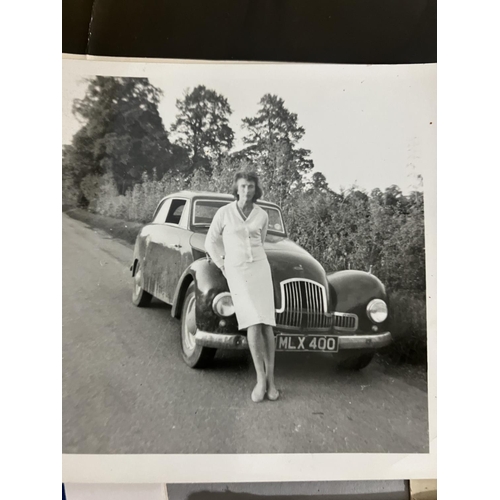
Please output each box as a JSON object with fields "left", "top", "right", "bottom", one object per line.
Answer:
{"left": 62, "top": 60, "right": 436, "bottom": 195}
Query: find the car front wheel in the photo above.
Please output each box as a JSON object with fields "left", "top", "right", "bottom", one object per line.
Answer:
{"left": 337, "top": 353, "right": 375, "bottom": 370}
{"left": 132, "top": 260, "right": 152, "bottom": 307}
{"left": 180, "top": 282, "right": 216, "bottom": 368}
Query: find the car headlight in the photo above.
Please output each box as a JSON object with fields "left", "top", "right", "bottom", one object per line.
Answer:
{"left": 212, "top": 293, "right": 235, "bottom": 317}
{"left": 366, "top": 298, "right": 388, "bottom": 323}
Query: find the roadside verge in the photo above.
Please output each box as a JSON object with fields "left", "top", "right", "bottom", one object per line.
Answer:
{"left": 63, "top": 206, "right": 143, "bottom": 246}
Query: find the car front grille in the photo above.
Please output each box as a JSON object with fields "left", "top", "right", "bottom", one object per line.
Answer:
{"left": 333, "top": 312, "right": 358, "bottom": 331}
{"left": 275, "top": 278, "right": 358, "bottom": 331}
{"left": 275, "top": 279, "right": 332, "bottom": 330}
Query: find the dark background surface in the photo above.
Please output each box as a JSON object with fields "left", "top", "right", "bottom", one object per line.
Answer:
{"left": 168, "top": 482, "right": 410, "bottom": 500}
{"left": 62, "top": 0, "right": 436, "bottom": 64}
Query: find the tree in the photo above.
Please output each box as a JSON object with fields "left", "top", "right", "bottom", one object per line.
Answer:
{"left": 62, "top": 142, "right": 93, "bottom": 206}
{"left": 204, "top": 154, "right": 251, "bottom": 194}
{"left": 64, "top": 76, "right": 176, "bottom": 204}
{"left": 241, "top": 94, "right": 314, "bottom": 203}
{"left": 383, "top": 184, "right": 406, "bottom": 214}
{"left": 308, "top": 171, "right": 331, "bottom": 193}
{"left": 170, "top": 85, "right": 234, "bottom": 176}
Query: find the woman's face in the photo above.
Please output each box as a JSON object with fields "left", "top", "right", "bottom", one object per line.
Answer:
{"left": 237, "top": 178, "right": 256, "bottom": 202}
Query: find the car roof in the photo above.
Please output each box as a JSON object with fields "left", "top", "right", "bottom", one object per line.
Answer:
{"left": 161, "top": 190, "right": 281, "bottom": 209}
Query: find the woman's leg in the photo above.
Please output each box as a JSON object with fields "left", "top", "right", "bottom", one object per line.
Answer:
{"left": 247, "top": 324, "right": 267, "bottom": 402}
{"left": 262, "top": 325, "right": 279, "bottom": 400}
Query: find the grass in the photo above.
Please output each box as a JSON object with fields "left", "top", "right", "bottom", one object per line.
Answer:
{"left": 63, "top": 205, "right": 143, "bottom": 245}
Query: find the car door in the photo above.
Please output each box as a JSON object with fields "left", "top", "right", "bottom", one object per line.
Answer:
{"left": 144, "top": 198, "right": 190, "bottom": 304}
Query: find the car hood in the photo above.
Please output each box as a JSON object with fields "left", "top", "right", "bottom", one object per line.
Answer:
{"left": 264, "top": 235, "right": 328, "bottom": 286}
{"left": 191, "top": 232, "right": 328, "bottom": 287}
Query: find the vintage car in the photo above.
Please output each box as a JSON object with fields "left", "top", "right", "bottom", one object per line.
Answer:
{"left": 131, "top": 191, "right": 392, "bottom": 369}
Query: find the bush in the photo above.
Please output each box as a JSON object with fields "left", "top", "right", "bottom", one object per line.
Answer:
{"left": 381, "top": 291, "right": 428, "bottom": 365}
{"left": 90, "top": 171, "right": 187, "bottom": 223}
{"left": 80, "top": 174, "right": 102, "bottom": 210}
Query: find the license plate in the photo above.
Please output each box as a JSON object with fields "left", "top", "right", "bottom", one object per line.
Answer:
{"left": 275, "top": 334, "right": 339, "bottom": 352}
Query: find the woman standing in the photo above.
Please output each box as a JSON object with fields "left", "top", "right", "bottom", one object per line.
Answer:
{"left": 205, "top": 171, "right": 279, "bottom": 403}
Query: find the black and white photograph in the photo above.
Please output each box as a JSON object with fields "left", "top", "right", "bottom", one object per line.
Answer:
{"left": 62, "top": 58, "right": 435, "bottom": 469}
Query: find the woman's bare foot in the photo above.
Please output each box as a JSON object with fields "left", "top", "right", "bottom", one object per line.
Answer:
{"left": 251, "top": 383, "right": 266, "bottom": 403}
{"left": 267, "top": 386, "right": 280, "bottom": 401}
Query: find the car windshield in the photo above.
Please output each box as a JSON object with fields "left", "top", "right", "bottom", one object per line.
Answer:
{"left": 192, "top": 199, "right": 286, "bottom": 235}
{"left": 263, "top": 207, "right": 286, "bottom": 234}
{"left": 192, "top": 200, "right": 229, "bottom": 226}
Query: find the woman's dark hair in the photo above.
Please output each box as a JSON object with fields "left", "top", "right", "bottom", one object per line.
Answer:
{"left": 232, "top": 171, "right": 263, "bottom": 202}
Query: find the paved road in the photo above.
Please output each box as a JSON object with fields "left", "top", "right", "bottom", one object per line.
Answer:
{"left": 62, "top": 214, "right": 429, "bottom": 454}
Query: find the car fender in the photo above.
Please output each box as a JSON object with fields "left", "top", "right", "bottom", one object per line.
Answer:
{"left": 327, "top": 270, "right": 389, "bottom": 332}
{"left": 130, "top": 227, "right": 150, "bottom": 275}
{"left": 171, "top": 258, "right": 239, "bottom": 333}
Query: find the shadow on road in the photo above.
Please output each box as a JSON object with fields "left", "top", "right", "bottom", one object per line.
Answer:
{"left": 208, "top": 350, "right": 251, "bottom": 373}
{"left": 145, "top": 297, "right": 172, "bottom": 310}
{"left": 186, "top": 346, "right": 378, "bottom": 388}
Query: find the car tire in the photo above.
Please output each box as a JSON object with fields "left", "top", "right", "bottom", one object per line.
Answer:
{"left": 180, "top": 282, "right": 216, "bottom": 368}
{"left": 132, "top": 260, "right": 152, "bottom": 307}
{"left": 337, "top": 353, "right": 375, "bottom": 370}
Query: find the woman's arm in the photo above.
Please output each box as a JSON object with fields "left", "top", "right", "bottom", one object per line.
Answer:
{"left": 261, "top": 212, "right": 269, "bottom": 244}
{"left": 205, "top": 208, "right": 226, "bottom": 269}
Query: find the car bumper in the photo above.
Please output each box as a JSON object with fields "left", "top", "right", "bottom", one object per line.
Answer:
{"left": 194, "top": 330, "right": 393, "bottom": 351}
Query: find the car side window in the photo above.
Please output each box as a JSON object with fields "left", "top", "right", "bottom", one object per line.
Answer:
{"left": 153, "top": 199, "right": 171, "bottom": 224}
{"left": 165, "top": 199, "right": 187, "bottom": 225}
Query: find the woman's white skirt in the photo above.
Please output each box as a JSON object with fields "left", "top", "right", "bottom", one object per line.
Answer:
{"left": 225, "top": 258, "right": 276, "bottom": 330}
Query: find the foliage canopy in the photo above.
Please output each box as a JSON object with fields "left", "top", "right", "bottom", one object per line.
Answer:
{"left": 63, "top": 77, "right": 181, "bottom": 204}
{"left": 170, "top": 85, "right": 234, "bottom": 175}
